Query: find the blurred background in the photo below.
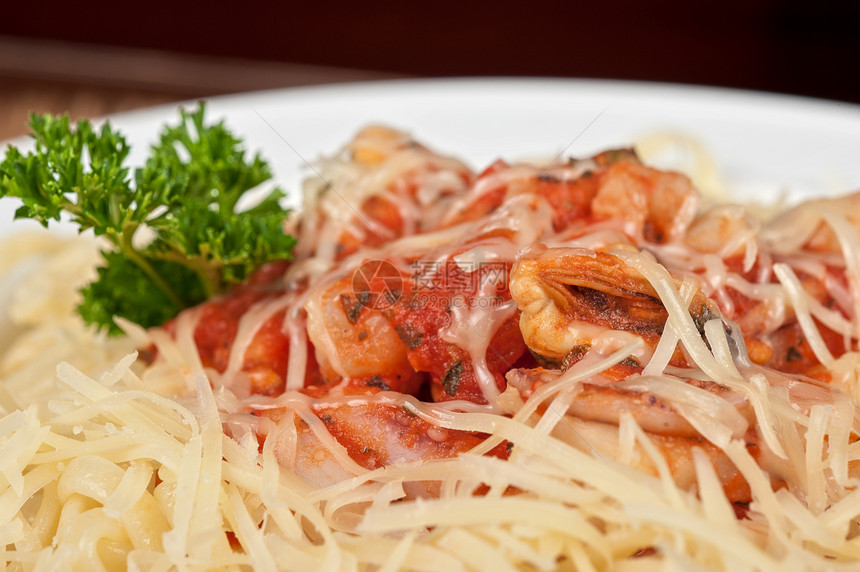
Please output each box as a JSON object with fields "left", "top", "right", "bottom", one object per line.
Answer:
{"left": 1, "top": 0, "right": 858, "bottom": 141}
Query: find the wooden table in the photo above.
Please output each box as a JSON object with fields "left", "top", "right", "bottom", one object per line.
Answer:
{"left": 0, "top": 35, "right": 400, "bottom": 142}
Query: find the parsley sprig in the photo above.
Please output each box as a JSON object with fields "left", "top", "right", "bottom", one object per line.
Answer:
{"left": 0, "top": 103, "right": 296, "bottom": 334}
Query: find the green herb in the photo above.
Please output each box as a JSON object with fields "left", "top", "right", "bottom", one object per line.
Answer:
{"left": 365, "top": 376, "right": 391, "bottom": 391}
{"left": 0, "top": 103, "right": 296, "bottom": 334}
{"left": 340, "top": 294, "right": 365, "bottom": 325}
{"left": 393, "top": 321, "right": 424, "bottom": 350}
{"left": 442, "top": 360, "right": 464, "bottom": 396}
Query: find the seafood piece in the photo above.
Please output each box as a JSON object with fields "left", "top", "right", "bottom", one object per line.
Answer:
{"left": 505, "top": 366, "right": 751, "bottom": 439}
{"left": 387, "top": 254, "right": 527, "bottom": 403}
{"left": 505, "top": 364, "right": 755, "bottom": 502}
{"left": 557, "top": 414, "right": 752, "bottom": 503}
{"left": 303, "top": 251, "right": 528, "bottom": 404}
{"left": 591, "top": 159, "right": 699, "bottom": 244}
{"left": 255, "top": 385, "right": 504, "bottom": 493}
{"left": 290, "top": 126, "right": 474, "bottom": 262}
{"left": 304, "top": 269, "right": 424, "bottom": 394}
{"left": 684, "top": 204, "right": 759, "bottom": 258}
{"left": 443, "top": 161, "right": 602, "bottom": 231}
{"left": 759, "top": 191, "right": 860, "bottom": 256}
{"left": 681, "top": 202, "right": 852, "bottom": 375}
{"left": 443, "top": 150, "right": 697, "bottom": 243}
{"left": 509, "top": 245, "right": 719, "bottom": 364}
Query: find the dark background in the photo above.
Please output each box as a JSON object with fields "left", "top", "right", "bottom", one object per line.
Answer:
{"left": 0, "top": 0, "right": 859, "bottom": 138}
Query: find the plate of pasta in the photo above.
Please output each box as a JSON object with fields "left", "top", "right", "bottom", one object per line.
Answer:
{"left": 4, "top": 78, "right": 860, "bottom": 571}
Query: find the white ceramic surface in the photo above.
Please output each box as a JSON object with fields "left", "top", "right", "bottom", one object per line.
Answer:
{"left": 3, "top": 78, "right": 860, "bottom": 236}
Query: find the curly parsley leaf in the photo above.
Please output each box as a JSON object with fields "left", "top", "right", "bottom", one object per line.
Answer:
{"left": 0, "top": 103, "right": 296, "bottom": 334}
{"left": 77, "top": 251, "right": 207, "bottom": 333}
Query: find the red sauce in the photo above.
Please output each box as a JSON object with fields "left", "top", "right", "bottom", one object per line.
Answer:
{"left": 166, "top": 260, "right": 323, "bottom": 395}
{"left": 388, "top": 258, "right": 527, "bottom": 403}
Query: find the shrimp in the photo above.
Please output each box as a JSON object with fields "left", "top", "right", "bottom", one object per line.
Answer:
{"left": 504, "top": 365, "right": 755, "bottom": 502}
{"left": 679, "top": 201, "right": 853, "bottom": 376}
{"left": 304, "top": 268, "right": 424, "bottom": 394}
{"left": 303, "top": 251, "right": 528, "bottom": 404}
{"left": 443, "top": 149, "right": 698, "bottom": 243}
{"left": 591, "top": 159, "right": 699, "bottom": 244}
{"left": 254, "top": 384, "right": 507, "bottom": 494}
{"left": 684, "top": 204, "right": 760, "bottom": 258}
{"left": 759, "top": 191, "right": 860, "bottom": 256}
{"left": 291, "top": 126, "right": 474, "bottom": 262}
{"left": 387, "top": 251, "right": 528, "bottom": 403}
{"left": 559, "top": 414, "right": 753, "bottom": 502}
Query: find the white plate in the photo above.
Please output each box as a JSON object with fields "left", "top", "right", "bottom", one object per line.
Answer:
{"left": 3, "top": 78, "right": 860, "bottom": 236}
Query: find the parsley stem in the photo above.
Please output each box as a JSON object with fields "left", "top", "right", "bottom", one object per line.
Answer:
{"left": 118, "top": 226, "right": 185, "bottom": 312}
{"left": 157, "top": 251, "right": 219, "bottom": 299}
